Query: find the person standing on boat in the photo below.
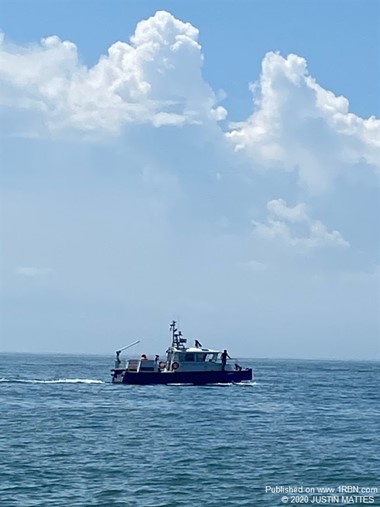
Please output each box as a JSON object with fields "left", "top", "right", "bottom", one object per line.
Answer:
{"left": 221, "top": 349, "right": 231, "bottom": 371}
{"left": 194, "top": 339, "right": 202, "bottom": 348}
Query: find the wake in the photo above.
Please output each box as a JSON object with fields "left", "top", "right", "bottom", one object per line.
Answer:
{"left": 0, "top": 378, "right": 104, "bottom": 384}
{"left": 234, "top": 380, "right": 257, "bottom": 386}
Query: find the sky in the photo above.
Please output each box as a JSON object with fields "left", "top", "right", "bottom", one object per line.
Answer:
{"left": 0, "top": 0, "right": 379, "bottom": 359}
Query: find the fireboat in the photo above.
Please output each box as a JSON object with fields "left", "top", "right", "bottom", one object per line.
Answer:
{"left": 111, "top": 320, "right": 253, "bottom": 385}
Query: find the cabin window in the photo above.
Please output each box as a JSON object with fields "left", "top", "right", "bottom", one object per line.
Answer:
{"left": 184, "top": 353, "right": 195, "bottom": 362}
{"left": 196, "top": 354, "right": 207, "bottom": 362}
{"left": 206, "top": 353, "right": 218, "bottom": 362}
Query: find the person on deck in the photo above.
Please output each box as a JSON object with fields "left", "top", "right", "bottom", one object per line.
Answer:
{"left": 220, "top": 349, "right": 231, "bottom": 371}
{"left": 194, "top": 339, "right": 202, "bottom": 348}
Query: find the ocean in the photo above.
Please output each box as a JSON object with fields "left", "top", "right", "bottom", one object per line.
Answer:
{"left": 0, "top": 354, "right": 379, "bottom": 506}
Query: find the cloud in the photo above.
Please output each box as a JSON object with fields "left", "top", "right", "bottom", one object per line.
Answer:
{"left": 253, "top": 198, "right": 349, "bottom": 250}
{"left": 266, "top": 199, "right": 308, "bottom": 223}
{"left": 0, "top": 11, "right": 226, "bottom": 135}
{"left": 1, "top": 12, "right": 378, "bottom": 196}
{"left": 227, "top": 52, "right": 380, "bottom": 192}
{"left": 15, "top": 266, "right": 54, "bottom": 277}
{"left": 1, "top": 13, "right": 379, "bottom": 199}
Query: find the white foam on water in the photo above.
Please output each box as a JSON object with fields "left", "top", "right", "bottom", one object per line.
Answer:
{"left": 168, "top": 382, "right": 233, "bottom": 387}
{"left": 234, "top": 380, "right": 257, "bottom": 386}
{"left": 167, "top": 383, "right": 194, "bottom": 386}
{"left": 0, "top": 378, "right": 104, "bottom": 384}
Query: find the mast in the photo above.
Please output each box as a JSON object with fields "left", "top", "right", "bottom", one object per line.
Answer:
{"left": 169, "top": 320, "right": 187, "bottom": 349}
{"left": 170, "top": 320, "right": 177, "bottom": 347}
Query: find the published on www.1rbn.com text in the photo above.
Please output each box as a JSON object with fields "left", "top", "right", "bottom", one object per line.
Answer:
{"left": 264, "top": 485, "right": 379, "bottom": 504}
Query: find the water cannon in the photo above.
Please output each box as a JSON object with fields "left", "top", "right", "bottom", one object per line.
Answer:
{"left": 116, "top": 340, "right": 140, "bottom": 355}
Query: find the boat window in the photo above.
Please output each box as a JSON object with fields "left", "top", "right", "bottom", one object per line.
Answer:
{"left": 196, "top": 353, "right": 207, "bottom": 362}
{"left": 206, "top": 353, "right": 218, "bottom": 362}
{"left": 184, "top": 353, "right": 195, "bottom": 362}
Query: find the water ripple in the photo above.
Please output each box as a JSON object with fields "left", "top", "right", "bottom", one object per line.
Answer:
{"left": 0, "top": 355, "right": 379, "bottom": 506}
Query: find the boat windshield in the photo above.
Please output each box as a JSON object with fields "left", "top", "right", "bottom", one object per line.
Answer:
{"left": 184, "top": 352, "right": 207, "bottom": 362}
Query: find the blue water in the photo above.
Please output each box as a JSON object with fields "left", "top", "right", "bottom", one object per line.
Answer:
{"left": 0, "top": 355, "right": 379, "bottom": 506}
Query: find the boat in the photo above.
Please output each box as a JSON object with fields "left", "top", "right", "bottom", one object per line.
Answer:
{"left": 111, "top": 320, "right": 253, "bottom": 385}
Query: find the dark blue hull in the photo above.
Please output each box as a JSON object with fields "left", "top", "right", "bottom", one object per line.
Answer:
{"left": 112, "top": 368, "right": 253, "bottom": 385}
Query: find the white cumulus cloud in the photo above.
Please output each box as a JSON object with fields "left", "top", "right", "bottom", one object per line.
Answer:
{"left": 0, "top": 11, "right": 226, "bottom": 135}
{"left": 253, "top": 198, "right": 349, "bottom": 250}
{"left": 1, "top": 13, "right": 378, "bottom": 196}
{"left": 227, "top": 52, "right": 380, "bottom": 192}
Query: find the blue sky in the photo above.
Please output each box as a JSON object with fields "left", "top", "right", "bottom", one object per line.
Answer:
{"left": 0, "top": 1, "right": 379, "bottom": 358}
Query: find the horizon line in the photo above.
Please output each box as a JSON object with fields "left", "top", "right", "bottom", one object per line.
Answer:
{"left": 0, "top": 351, "right": 379, "bottom": 362}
